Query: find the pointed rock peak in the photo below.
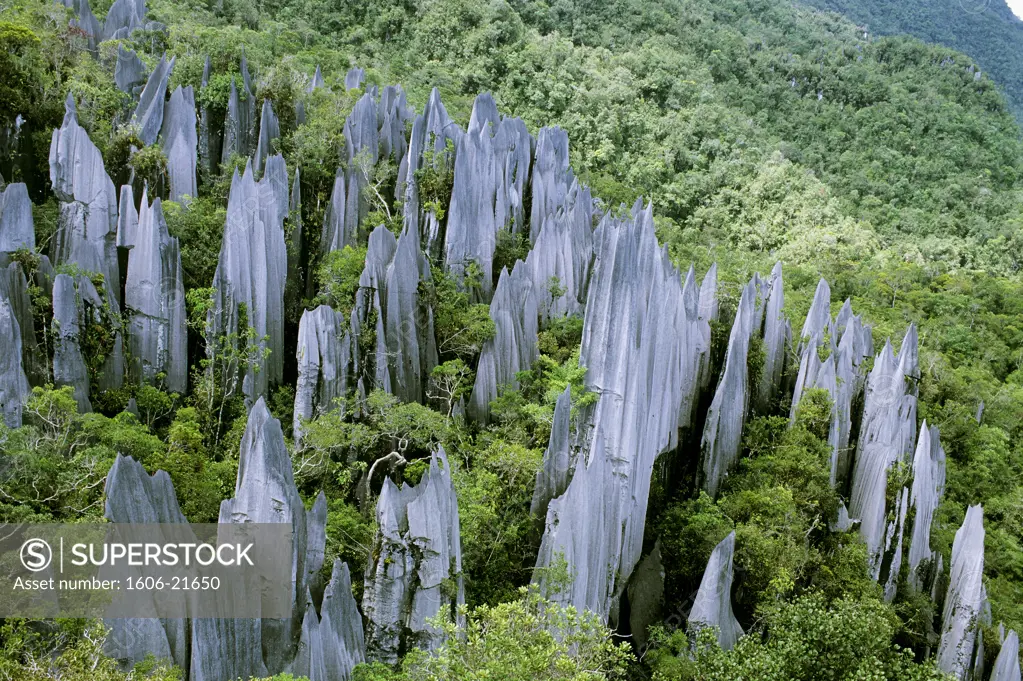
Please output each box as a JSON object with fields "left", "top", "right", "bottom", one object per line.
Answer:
{"left": 689, "top": 531, "right": 743, "bottom": 650}
{"left": 309, "top": 65, "right": 324, "bottom": 92}
{"left": 468, "top": 92, "right": 500, "bottom": 135}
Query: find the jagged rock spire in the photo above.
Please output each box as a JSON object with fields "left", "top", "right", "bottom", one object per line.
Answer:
{"left": 161, "top": 86, "right": 198, "bottom": 204}
{"left": 756, "top": 262, "right": 788, "bottom": 411}
{"left": 132, "top": 54, "right": 175, "bottom": 147}
{"left": 688, "top": 531, "right": 743, "bottom": 650}
{"left": 0, "top": 293, "right": 29, "bottom": 428}
{"left": 992, "top": 630, "right": 1021, "bottom": 681}
{"left": 849, "top": 324, "right": 919, "bottom": 578}
{"left": 0, "top": 183, "right": 34, "bottom": 252}
{"left": 321, "top": 168, "right": 349, "bottom": 255}
{"left": 50, "top": 94, "right": 121, "bottom": 307}
{"left": 293, "top": 305, "right": 351, "bottom": 448}
{"left": 345, "top": 66, "right": 365, "bottom": 90}
{"left": 364, "top": 448, "right": 464, "bottom": 664}
{"left": 0, "top": 261, "right": 46, "bottom": 386}
{"left": 208, "top": 159, "right": 287, "bottom": 403}
{"left": 531, "top": 385, "right": 572, "bottom": 521}
{"left": 907, "top": 422, "right": 946, "bottom": 593}
{"left": 125, "top": 189, "right": 187, "bottom": 392}
{"left": 529, "top": 126, "right": 571, "bottom": 243}
{"left": 535, "top": 201, "right": 705, "bottom": 622}
{"left": 102, "top": 0, "right": 146, "bottom": 40}
{"left": 343, "top": 93, "right": 379, "bottom": 236}
{"left": 701, "top": 277, "right": 757, "bottom": 498}
{"left": 115, "top": 44, "right": 147, "bottom": 93}
{"left": 938, "top": 505, "right": 986, "bottom": 680}
{"left": 254, "top": 99, "right": 280, "bottom": 178}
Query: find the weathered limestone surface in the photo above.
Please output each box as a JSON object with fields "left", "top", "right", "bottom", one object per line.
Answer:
{"left": 468, "top": 262, "right": 538, "bottom": 422}
{"left": 343, "top": 93, "right": 379, "bottom": 236}
{"left": 535, "top": 202, "right": 704, "bottom": 622}
{"left": 254, "top": 99, "right": 280, "bottom": 178}
{"left": 50, "top": 95, "right": 121, "bottom": 307}
{"left": 531, "top": 385, "right": 573, "bottom": 521}
{"left": 849, "top": 325, "right": 919, "bottom": 579}
{"left": 102, "top": 0, "right": 146, "bottom": 40}
{"left": 0, "top": 262, "right": 45, "bottom": 385}
{"left": 992, "top": 630, "right": 1021, "bottom": 681}
{"left": 0, "top": 183, "right": 34, "bottom": 252}
{"left": 529, "top": 126, "right": 571, "bottom": 243}
{"left": 116, "top": 184, "right": 139, "bottom": 249}
{"left": 937, "top": 505, "right": 986, "bottom": 681}
{"left": 51, "top": 273, "right": 92, "bottom": 412}
{"left": 293, "top": 305, "right": 351, "bottom": 448}
{"left": 907, "top": 422, "right": 946, "bottom": 593}
{"left": 756, "top": 262, "right": 788, "bottom": 411}
{"left": 125, "top": 190, "right": 187, "bottom": 392}
{"left": 161, "top": 86, "right": 198, "bottom": 203}
{"left": 379, "top": 85, "right": 412, "bottom": 164}
{"left": 688, "top": 531, "right": 743, "bottom": 650}
{"left": 221, "top": 59, "right": 256, "bottom": 164}
{"left": 383, "top": 227, "right": 437, "bottom": 404}
{"left": 208, "top": 160, "right": 287, "bottom": 403}
{"left": 701, "top": 278, "right": 757, "bottom": 498}
{"left": 102, "top": 454, "right": 189, "bottom": 674}
{"left": 345, "top": 67, "right": 365, "bottom": 90}
{"left": 0, "top": 293, "right": 29, "bottom": 428}
{"left": 364, "top": 449, "right": 464, "bottom": 664}
{"left": 320, "top": 168, "right": 349, "bottom": 254}
{"left": 132, "top": 54, "right": 175, "bottom": 146}
{"left": 115, "top": 44, "right": 147, "bottom": 93}
{"left": 697, "top": 263, "right": 719, "bottom": 392}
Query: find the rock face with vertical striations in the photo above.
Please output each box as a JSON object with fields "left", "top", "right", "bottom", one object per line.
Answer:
{"left": 321, "top": 168, "right": 349, "bottom": 255}
{"left": 51, "top": 273, "right": 92, "bottom": 412}
{"left": 116, "top": 184, "right": 139, "bottom": 250}
{"left": 529, "top": 127, "right": 571, "bottom": 243}
{"left": 688, "top": 531, "right": 743, "bottom": 650}
{"left": 49, "top": 95, "right": 121, "bottom": 307}
{"left": 364, "top": 448, "right": 464, "bottom": 664}
{"left": 343, "top": 93, "right": 379, "bottom": 236}
{"left": 345, "top": 66, "right": 365, "bottom": 90}
{"left": 938, "top": 505, "right": 986, "bottom": 681}
{"left": 161, "top": 86, "right": 198, "bottom": 204}
{"left": 992, "top": 630, "right": 1021, "bottom": 681}
{"left": 534, "top": 201, "right": 705, "bottom": 622}
{"left": 0, "top": 293, "right": 29, "bottom": 428}
{"left": 379, "top": 85, "right": 412, "bottom": 164}
{"left": 102, "top": 0, "right": 146, "bottom": 40}
{"left": 219, "top": 397, "right": 307, "bottom": 674}
{"left": 221, "top": 59, "right": 256, "bottom": 164}
{"left": 254, "top": 99, "right": 280, "bottom": 178}
{"left": 115, "top": 45, "right": 147, "bottom": 93}
{"left": 468, "top": 262, "right": 538, "bottom": 422}
{"left": 531, "top": 385, "right": 573, "bottom": 521}
{"left": 849, "top": 325, "right": 919, "bottom": 579}
{"left": 756, "top": 262, "right": 788, "bottom": 412}
{"left": 132, "top": 54, "right": 175, "bottom": 147}
{"left": 320, "top": 561, "right": 367, "bottom": 680}
{"left": 0, "top": 261, "right": 46, "bottom": 386}
{"left": 102, "top": 454, "right": 189, "bottom": 674}
{"left": 293, "top": 305, "right": 351, "bottom": 448}
{"left": 208, "top": 160, "right": 287, "bottom": 403}
{"left": 0, "top": 183, "right": 34, "bottom": 253}
{"left": 125, "top": 189, "right": 187, "bottom": 393}
{"left": 907, "top": 422, "right": 946, "bottom": 593}
{"left": 701, "top": 278, "right": 757, "bottom": 498}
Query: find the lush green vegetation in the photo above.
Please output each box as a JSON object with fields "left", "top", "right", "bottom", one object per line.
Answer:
{"left": 3, "top": 0, "right": 1023, "bottom": 678}
{"left": 800, "top": 0, "right": 1023, "bottom": 123}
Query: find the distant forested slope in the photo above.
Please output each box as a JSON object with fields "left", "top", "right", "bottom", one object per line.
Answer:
{"left": 800, "top": 0, "right": 1023, "bottom": 121}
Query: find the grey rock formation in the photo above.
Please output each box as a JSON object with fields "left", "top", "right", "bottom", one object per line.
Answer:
{"left": 628, "top": 542, "right": 664, "bottom": 651}
{"left": 115, "top": 44, "right": 147, "bottom": 93}
{"left": 343, "top": 93, "right": 379, "bottom": 236}
{"left": 529, "top": 126, "right": 571, "bottom": 243}
{"left": 198, "top": 56, "right": 221, "bottom": 178}
{"left": 364, "top": 448, "right": 464, "bottom": 664}
{"left": 321, "top": 168, "right": 349, "bottom": 254}
{"left": 321, "top": 561, "right": 367, "bottom": 680}
{"left": 881, "top": 486, "right": 909, "bottom": 602}
{"left": 468, "top": 262, "right": 538, "bottom": 422}
{"left": 697, "top": 263, "right": 719, "bottom": 392}
{"left": 51, "top": 273, "right": 92, "bottom": 412}
{"left": 992, "top": 630, "right": 1021, "bottom": 681}
{"left": 309, "top": 65, "right": 325, "bottom": 92}
{"left": 379, "top": 85, "right": 413, "bottom": 164}
{"left": 221, "top": 61, "right": 256, "bottom": 164}
{"left": 0, "top": 183, "right": 34, "bottom": 252}
{"left": 701, "top": 278, "right": 757, "bottom": 498}
{"left": 254, "top": 99, "right": 280, "bottom": 178}
{"left": 208, "top": 160, "right": 287, "bottom": 403}
{"left": 849, "top": 325, "right": 919, "bottom": 579}
{"left": 293, "top": 305, "right": 351, "bottom": 448}
{"left": 116, "top": 184, "right": 139, "bottom": 250}
{"left": 530, "top": 385, "right": 572, "bottom": 521}
{"left": 688, "top": 531, "right": 743, "bottom": 650}
{"left": 756, "top": 262, "right": 788, "bottom": 411}
{"left": 0, "top": 261, "right": 46, "bottom": 385}
{"left": 345, "top": 66, "right": 365, "bottom": 90}
{"left": 938, "top": 505, "right": 986, "bottom": 681}
{"left": 50, "top": 95, "right": 121, "bottom": 307}
{"left": 287, "top": 167, "right": 303, "bottom": 290}
{"left": 125, "top": 190, "right": 187, "bottom": 392}
{"left": 132, "top": 54, "right": 175, "bottom": 147}
{"left": 219, "top": 397, "right": 307, "bottom": 673}
{"left": 102, "top": 0, "right": 146, "bottom": 40}
{"left": 102, "top": 454, "right": 189, "bottom": 674}
{"left": 907, "top": 422, "right": 946, "bottom": 593}
{"left": 161, "top": 86, "right": 198, "bottom": 204}
{"left": 68, "top": 0, "right": 101, "bottom": 51}
{"left": 399, "top": 88, "right": 461, "bottom": 253}
{"left": 0, "top": 293, "right": 29, "bottom": 428}
{"left": 535, "top": 202, "right": 704, "bottom": 622}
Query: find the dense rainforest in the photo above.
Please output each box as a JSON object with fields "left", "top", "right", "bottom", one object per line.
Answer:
{"left": 1, "top": 0, "right": 1023, "bottom": 679}
{"left": 798, "top": 0, "right": 1023, "bottom": 123}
